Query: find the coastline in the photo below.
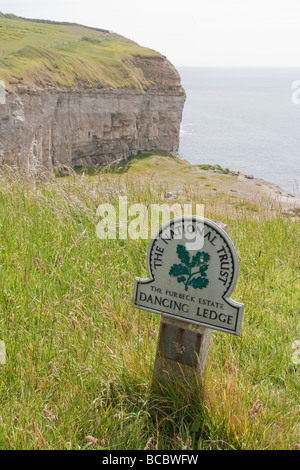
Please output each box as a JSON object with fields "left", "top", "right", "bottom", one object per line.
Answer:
{"left": 192, "top": 166, "right": 300, "bottom": 217}
{"left": 178, "top": 66, "right": 300, "bottom": 202}
{"left": 121, "top": 152, "right": 300, "bottom": 218}
{"left": 235, "top": 171, "right": 300, "bottom": 215}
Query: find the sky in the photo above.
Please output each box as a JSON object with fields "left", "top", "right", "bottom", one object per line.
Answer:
{"left": 1, "top": 0, "right": 300, "bottom": 67}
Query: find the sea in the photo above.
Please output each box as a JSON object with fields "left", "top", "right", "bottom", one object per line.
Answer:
{"left": 177, "top": 67, "right": 300, "bottom": 196}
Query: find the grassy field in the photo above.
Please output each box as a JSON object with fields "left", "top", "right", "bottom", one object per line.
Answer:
{"left": 0, "top": 153, "right": 299, "bottom": 450}
{"left": 0, "top": 13, "right": 162, "bottom": 90}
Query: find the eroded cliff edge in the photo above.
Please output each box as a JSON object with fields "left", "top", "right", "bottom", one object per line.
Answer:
{"left": 0, "top": 22, "right": 186, "bottom": 172}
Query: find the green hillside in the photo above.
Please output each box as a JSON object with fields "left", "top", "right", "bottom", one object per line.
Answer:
{"left": 0, "top": 13, "right": 162, "bottom": 90}
{"left": 0, "top": 153, "right": 299, "bottom": 450}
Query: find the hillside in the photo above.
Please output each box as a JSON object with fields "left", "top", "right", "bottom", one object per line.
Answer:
{"left": 0, "top": 152, "right": 299, "bottom": 450}
{"left": 107, "top": 151, "right": 300, "bottom": 216}
{"left": 0, "top": 13, "right": 164, "bottom": 90}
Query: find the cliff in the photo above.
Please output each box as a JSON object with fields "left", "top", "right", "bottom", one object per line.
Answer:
{"left": 0, "top": 15, "right": 185, "bottom": 171}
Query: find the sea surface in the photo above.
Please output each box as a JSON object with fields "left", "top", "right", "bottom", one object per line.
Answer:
{"left": 178, "top": 67, "right": 300, "bottom": 196}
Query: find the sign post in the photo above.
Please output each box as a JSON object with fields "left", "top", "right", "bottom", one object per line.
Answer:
{"left": 132, "top": 216, "right": 244, "bottom": 386}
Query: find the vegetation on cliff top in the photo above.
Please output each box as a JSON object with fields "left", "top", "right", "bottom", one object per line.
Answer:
{"left": 0, "top": 13, "right": 162, "bottom": 90}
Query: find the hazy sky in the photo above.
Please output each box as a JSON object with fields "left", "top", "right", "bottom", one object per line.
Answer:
{"left": 1, "top": 0, "right": 300, "bottom": 67}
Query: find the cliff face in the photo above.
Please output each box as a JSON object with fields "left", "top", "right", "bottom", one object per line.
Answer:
{"left": 0, "top": 56, "right": 185, "bottom": 171}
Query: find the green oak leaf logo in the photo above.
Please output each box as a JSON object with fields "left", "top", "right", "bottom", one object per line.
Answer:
{"left": 169, "top": 245, "right": 210, "bottom": 291}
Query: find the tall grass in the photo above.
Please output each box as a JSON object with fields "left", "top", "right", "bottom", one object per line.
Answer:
{"left": 0, "top": 163, "right": 299, "bottom": 450}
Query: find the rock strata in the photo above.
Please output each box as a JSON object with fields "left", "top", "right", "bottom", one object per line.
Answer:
{"left": 0, "top": 57, "right": 185, "bottom": 172}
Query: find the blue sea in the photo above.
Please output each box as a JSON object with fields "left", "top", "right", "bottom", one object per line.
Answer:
{"left": 178, "top": 67, "right": 300, "bottom": 196}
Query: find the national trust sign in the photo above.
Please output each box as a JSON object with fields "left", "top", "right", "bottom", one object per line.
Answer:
{"left": 133, "top": 216, "right": 244, "bottom": 336}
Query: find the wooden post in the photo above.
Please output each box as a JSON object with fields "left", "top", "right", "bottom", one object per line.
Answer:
{"left": 152, "top": 315, "right": 212, "bottom": 387}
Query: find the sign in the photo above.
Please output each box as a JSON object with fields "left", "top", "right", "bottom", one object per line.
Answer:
{"left": 133, "top": 216, "right": 244, "bottom": 336}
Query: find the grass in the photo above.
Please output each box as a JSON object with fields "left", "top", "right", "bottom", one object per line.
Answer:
{"left": 0, "top": 154, "right": 299, "bottom": 450}
{"left": 0, "top": 14, "right": 162, "bottom": 90}
{"left": 197, "top": 164, "right": 231, "bottom": 175}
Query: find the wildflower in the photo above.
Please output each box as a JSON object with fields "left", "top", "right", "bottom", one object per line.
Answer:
{"left": 42, "top": 409, "right": 56, "bottom": 422}
{"left": 248, "top": 400, "right": 263, "bottom": 422}
{"left": 86, "top": 435, "right": 98, "bottom": 445}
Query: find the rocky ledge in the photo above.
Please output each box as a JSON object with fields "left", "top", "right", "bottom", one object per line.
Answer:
{"left": 0, "top": 56, "right": 185, "bottom": 172}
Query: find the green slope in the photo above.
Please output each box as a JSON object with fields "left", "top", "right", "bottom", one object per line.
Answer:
{"left": 0, "top": 13, "right": 162, "bottom": 90}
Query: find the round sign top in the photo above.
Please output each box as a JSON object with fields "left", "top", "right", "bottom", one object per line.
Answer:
{"left": 133, "top": 216, "right": 244, "bottom": 336}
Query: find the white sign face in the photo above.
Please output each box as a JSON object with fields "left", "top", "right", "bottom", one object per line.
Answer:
{"left": 133, "top": 216, "right": 244, "bottom": 336}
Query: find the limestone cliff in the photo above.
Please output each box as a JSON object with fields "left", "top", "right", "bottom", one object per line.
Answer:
{"left": 0, "top": 59, "right": 185, "bottom": 171}
{"left": 0, "top": 17, "right": 185, "bottom": 171}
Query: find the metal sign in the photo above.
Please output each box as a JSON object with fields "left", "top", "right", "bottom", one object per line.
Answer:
{"left": 133, "top": 216, "right": 244, "bottom": 336}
